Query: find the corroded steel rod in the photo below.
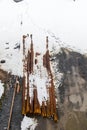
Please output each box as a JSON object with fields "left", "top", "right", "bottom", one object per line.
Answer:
{"left": 33, "top": 88, "right": 41, "bottom": 114}
{"left": 26, "top": 51, "right": 30, "bottom": 113}
{"left": 22, "top": 76, "right": 26, "bottom": 114}
{"left": 30, "top": 34, "right": 34, "bottom": 73}
{"left": 7, "top": 84, "right": 16, "bottom": 130}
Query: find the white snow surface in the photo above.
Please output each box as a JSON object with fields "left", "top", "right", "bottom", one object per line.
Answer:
{"left": 0, "top": 47, "right": 23, "bottom": 76}
{"left": 0, "top": 0, "right": 87, "bottom": 53}
{"left": 0, "top": 0, "right": 86, "bottom": 76}
{"left": 21, "top": 116, "right": 38, "bottom": 130}
{"left": 0, "top": 80, "right": 4, "bottom": 99}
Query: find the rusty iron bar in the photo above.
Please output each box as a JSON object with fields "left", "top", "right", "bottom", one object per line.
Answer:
{"left": 22, "top": 35, "right": 28, "bottom": 114}
{"left": 33, "top": 87, "right": 41, "bottom": 114}
{"left": 30, "top": 34, "right": 34, "bottom": 73}
{"left": 22, "top": 76, "right": 26, "bottom": 114}
{"left": 42, "top": 36, "right": 58, "bottom": 121}
{"left": 41, "top": 101, "right": 46, "bottom": 117}
{"left": 26, "top": 51, "right": 31, "bottom": 113}
{"left": 23, "top": 35, "right": 27, "bottom": 56}
{"left": 7, "top": 84, "right": 16, "bottom": 130}
{"left": 46, "top": 100, "right": 51, "bottom": 117}
{"left": 22, "top": 35, "right": 26, "bottom": 114}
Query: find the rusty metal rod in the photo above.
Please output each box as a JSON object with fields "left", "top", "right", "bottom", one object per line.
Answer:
{"left": 7, "top": 85, "right": 16, "bottom": 130}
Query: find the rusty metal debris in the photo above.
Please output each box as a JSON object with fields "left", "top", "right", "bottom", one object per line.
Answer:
{"left": 22, "top": 35, "right": 58, "bottom": 122}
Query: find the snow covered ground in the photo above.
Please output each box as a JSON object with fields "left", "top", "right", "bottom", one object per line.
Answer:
{"left": 0, "top": 80, "right": 4, "bottom": 99}
{"left": 0, "top": 0, "right": 86, "bottom": 129}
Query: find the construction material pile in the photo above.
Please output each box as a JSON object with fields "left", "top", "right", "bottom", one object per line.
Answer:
{"left": 22, "top": 35, "right": 58, "bottom": 122}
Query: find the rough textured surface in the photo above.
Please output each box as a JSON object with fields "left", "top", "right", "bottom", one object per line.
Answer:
{"left": 0, "top": 83, "right": 23, "bottom": 130}
{"left": 0, "top": 87, "right": 14, "bottom": 130}
{"left": 10, "top": 89, "right": 23, "bottom": 130}
{"left": 51, "top": 47, "right": 87, "bottom": 130}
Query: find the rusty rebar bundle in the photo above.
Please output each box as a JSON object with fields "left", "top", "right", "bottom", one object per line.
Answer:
{"left": 22, "top": 35, "right": 58, "bottom": 122}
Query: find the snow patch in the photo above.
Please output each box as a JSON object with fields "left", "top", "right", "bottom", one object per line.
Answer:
{"left": 21, "top": 116, "right": 38, "bottom": 130}
{"left": 0, "top": 80, "right": 4, "bottom": 99}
